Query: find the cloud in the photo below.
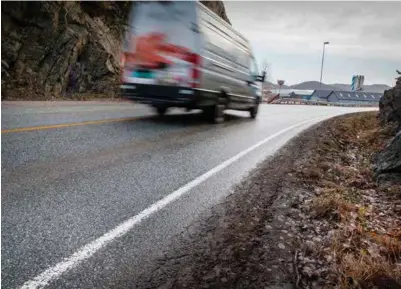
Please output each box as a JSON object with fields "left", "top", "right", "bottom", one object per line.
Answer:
{"left": 224, "top": 1, "right": 401, "bottom": 84}
{"left": 225, "top": 1, "right": 401, "bottom": 61}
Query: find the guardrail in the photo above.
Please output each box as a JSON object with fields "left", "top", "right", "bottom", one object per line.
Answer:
{"left": 268, "top": 98, "right": 379, "bottom": 108}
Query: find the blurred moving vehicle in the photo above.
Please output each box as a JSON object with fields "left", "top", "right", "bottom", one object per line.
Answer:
{"left": 120, "top": 1, "right": 265, "bottom": 123}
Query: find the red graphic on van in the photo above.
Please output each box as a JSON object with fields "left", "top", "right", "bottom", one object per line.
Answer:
{"left": 123, "top": 32, "right": 196, "bottom": 69}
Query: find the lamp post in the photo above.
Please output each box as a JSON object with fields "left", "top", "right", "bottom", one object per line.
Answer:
{"left": 319, "top": 41, "right": 329, "bottom": 88}
{"left": 277, "top": 80, "right": 285, "bottom": 98}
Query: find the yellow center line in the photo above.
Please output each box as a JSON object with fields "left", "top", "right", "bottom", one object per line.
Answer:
{"left": 1, "top": 116, "right": 147, "bottom": 134}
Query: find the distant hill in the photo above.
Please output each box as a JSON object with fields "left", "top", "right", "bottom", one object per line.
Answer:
{"left": 332, "top": 83, "right": 391, "bottom": 93}
{"left": 289, "top": 81, "right": 391, "bottom": 93}
{"left": 290, "top": 81, "right": 334, "bottom": 90}
{"left": 264, "top": 81, "right": 290, "bottom": 89}
{"left": 331, "top": 83, "right": 351, "bottom": 91}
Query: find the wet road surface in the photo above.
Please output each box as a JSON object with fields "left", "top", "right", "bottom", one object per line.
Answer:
{"left": 1, "top": 101, "right": 375, "bottom": 288}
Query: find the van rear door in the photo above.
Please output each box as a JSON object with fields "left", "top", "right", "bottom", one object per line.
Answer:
{"left": 121, "top": 2, "right": 201, "bottom": 88}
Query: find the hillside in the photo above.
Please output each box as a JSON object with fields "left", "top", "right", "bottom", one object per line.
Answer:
{"left": 264, "top": 81, "right": 290, "bottom": 90}
{"left": 289, "top": 81, "right": 390, "bottom": 93}
{"left": 290, "top": 81, "right": 334, "bottom": 90}
{"left": 1, "top": 1, "right": 230, "bottom": 100}
{"left": 332, "top": 83, "right": 391, "bottom": 93}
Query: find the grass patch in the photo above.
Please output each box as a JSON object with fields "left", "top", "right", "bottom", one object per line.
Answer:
{"left": 339, "top": 253, "right": 401, "bottom": 289}
{"left": 311, "top": 189, "right": 355, "bottom": 221}
{"left": 298, "top": 112, "right": 401, "bottom": 288}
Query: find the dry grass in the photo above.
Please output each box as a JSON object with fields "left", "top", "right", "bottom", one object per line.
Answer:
{"left": 339, "top": 253, "right": 401, "bottom": 289}
{"left": 299, "top": 112, "right": 401, "bottom": 288}
{"left": 372, "top": 233, "right": 401, "bottom": 262}
{"left": 311, "top": 189, "right": 355, "bottom": 221}
{"left": 330, "top": 225, "right": 401, "bottom": 287}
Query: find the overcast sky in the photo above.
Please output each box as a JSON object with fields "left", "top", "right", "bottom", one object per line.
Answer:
{"left": 224, "top": 1, "right": 401, "bottom": 86}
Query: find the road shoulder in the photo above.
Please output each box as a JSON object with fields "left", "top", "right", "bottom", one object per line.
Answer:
{"left": 134, "top": 111, "right": 400, "bottom": 289}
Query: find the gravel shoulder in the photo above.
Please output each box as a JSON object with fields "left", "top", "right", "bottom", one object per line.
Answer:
{"left": 133, "top": 112, "right": 400, "bottom": 289}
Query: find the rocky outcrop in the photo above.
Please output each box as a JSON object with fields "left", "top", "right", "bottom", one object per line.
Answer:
{"left": 1, "top": 1, "right": 131, "bottom": 99}
{"left": 1, "top": 2, "right": 129, "bottom": 99}
{"left": 378, "top": 75, "right": 401, "bottom": 130}
{"left": 373, "top": 131, "right": 401, "bottom": 181}
{"left": 373, "top": 73, "right": 401, "bottom": 183}
{"left": 1, "top": 1, "right": 230, "bottom": 100}
{"left": 201, "top": 1, "right": 231, "bottom": 25}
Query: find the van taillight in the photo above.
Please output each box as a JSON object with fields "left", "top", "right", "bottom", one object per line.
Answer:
{"left": 191, "top": 54, "right": 201, "bottom": 88}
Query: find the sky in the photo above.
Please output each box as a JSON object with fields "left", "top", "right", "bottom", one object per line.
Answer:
{"left": 224, "top": 1, "right": 401, "bottom": 86}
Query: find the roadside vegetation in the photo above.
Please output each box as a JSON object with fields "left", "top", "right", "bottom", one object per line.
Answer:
{"left": 296, "top": 112, "right": 401, "bottom": 288}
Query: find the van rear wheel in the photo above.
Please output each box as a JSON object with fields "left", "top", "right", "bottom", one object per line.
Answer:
{"left": 249, "top": 104, "right": 259, "bottom": 119}
{"left": 203, "top": 104, "right": 225, "bottom": 124}
{"left": 155, "top": 106, "right": 168, "bottom": 116}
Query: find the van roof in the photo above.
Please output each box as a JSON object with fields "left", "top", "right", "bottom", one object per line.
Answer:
{"left": 197, "top": 1, "right": 249, "bottom": 45}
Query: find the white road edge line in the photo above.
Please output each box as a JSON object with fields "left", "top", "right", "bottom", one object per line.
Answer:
{"left": 19, "top": 116, "right": 325, "bottom": 289}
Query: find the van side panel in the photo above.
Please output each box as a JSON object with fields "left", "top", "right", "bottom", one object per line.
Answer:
{"left": 197, "top": 4, "right": 254, "bottom": 108}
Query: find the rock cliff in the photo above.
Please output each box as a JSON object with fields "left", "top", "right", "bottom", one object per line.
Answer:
{"left": 378, "top": 74, "right": 401, "bottom": 130}
{"left": 1, "top": 1, "right": 230, "bottom": 100}
{"left": 373, "top": 73, "right": 401, "bottom": 183}
{"left": 201, "top": 1, "right": 231, "bottom": 25}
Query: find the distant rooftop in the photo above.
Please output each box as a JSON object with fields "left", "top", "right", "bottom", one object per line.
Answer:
{"left": 332, "top": 91, "right": 382, "bottom": 102}
{"left": 311, "top": 90, "right": 334, "bottom": 99}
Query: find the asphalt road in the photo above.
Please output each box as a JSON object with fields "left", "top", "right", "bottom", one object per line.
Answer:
{"left": 1, "top": 101, "right": 375, "bottom": 289}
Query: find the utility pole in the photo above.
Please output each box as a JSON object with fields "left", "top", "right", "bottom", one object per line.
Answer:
{"left": 319, "top": 41, "right": 329, "bottom": 88}
{"left": 277, "top": 80, "right": 285, "bottom": 98}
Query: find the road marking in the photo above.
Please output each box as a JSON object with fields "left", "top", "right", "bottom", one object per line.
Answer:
{"left": 19, "top": 116, "right": 324, "bottom": 289}
{"left": 1, "top": 117, "right": 147, "bottom": 134}
{"left": 11, "top": 106, "right": 144, "bottom": 115}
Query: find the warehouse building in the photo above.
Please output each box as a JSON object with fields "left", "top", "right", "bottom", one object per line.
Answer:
{"left": 289, "top": 90, "right": 314, "bottom": 100}
{"left": 309, "top": 90, "right": 382, "bottom": 104}
{"left": 327, "top": 91, "right": 382, "bottom": 104}
{"left": 309, "top": 90, "right": 335, "bottom": 102}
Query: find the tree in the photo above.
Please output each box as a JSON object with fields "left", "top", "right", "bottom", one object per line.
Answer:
{"left": 259, "top": 59, "right": 270, "bottom": 83}
{"left": 257, "top": 59, "right": 271, "bottom": 102}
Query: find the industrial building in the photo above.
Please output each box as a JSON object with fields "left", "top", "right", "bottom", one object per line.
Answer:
{"left": 265, "top": 87, "right": 383, "bottom": 105}
{"left": 309, "top": 90, "right": 382, "bottom": 104}
{"left": 309, "top": 90, "right": 335, "bottom": 102}
{"left": 327, "top": 91, "right": 382, "bottom": 104}
{"left": 289, "top": 90, "right": 314, "bottom": 100}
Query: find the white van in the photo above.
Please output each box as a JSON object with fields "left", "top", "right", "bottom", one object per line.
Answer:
{"left": 120, "top": 1, "right": 265, "bottom": 123}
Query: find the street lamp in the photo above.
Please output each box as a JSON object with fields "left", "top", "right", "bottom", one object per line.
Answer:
{"left": 319, "top": 41, "right": 329, "bottom": 88}
{"left": 277, "top": 79, "right": 285, "bottom": 98}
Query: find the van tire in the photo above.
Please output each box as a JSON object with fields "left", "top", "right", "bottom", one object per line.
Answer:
{"left": 249, "top": 104, "right": 259, "bottom": 119}
{"left": 155, "top": 107, "right": 168, "bottom": 116}
{"left": 203, "top": 104, "right": 225, "bottom": 124}
{"left": 220, "top": 91, "right": 230, "bottom": 108}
